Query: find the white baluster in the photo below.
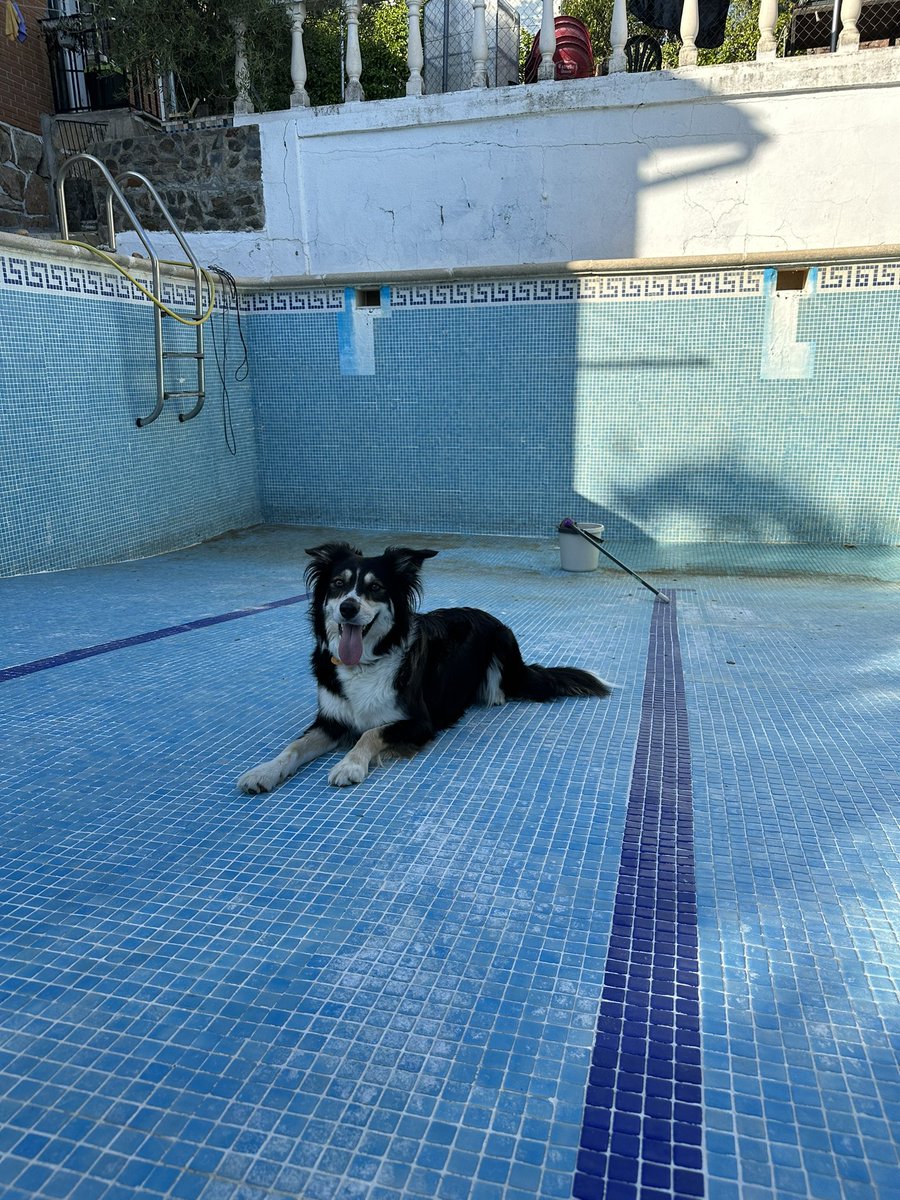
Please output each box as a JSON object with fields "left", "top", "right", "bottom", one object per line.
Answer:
{"left": 756, "top": 0, "right": 778, "bottom": 59}
{"left": 407, "top": 0, "right": 424, "bottom": 95}
{"left": 472, "top": 0, "right": 489, "bottom": 87}
{"left": 288, "top": 0, "right": 310, "bottom": 107}
{"left": 608, "top": 0, "right": 628, "bottom": 72}
{"left": 537, "top": 0, "right": 556, "bottom": 81}
{"left": 838, "top": 0, "right": 862, "bottom": 50}
{"left": 232, "top": 17, "right": 254, "bottom": 114}
{"left": 345, "top": 0, "right": 365, "bottom": 102}
{"left": 679, "top": 0, "right": 699, "bottom": 66}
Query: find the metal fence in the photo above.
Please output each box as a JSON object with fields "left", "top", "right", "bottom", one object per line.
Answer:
{"left": 54, "top": 117, "right": 109, "bottom": 171}
{"left": 41, "top": 12, "right": 164, "bottom": 120}
{"left": 51, "top": 117, "right": 114, "bottom": 231}
{"left": 785, "top": 0, "right": 900, "bottom": 52}
{"left": 514, "top": 0, "right": 543, "bottom": 35}
{"left": 423, "top": 0, "right": 521, "bottom": 92}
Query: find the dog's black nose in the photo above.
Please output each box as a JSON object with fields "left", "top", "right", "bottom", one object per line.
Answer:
{"left": 339, "top": 598, "right": 360, "bottom": 620}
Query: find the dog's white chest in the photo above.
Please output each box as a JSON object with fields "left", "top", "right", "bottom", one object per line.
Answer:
{"left": 319, "top": 650, "right": 406, "bottom": 731}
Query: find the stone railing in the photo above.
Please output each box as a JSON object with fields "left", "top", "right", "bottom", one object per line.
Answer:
{"left": 671, "top": 0, "right": 863, "bottom": 66}
{"left": 228, "top": 0, "right": 874, "bottom": 114}
{"left": 232, "top": 0, "right": 448, "bottom": 109}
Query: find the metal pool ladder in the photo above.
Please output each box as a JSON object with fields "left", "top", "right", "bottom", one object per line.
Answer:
{"left": 55, "top": 153, "right": 207, "bottom": 428}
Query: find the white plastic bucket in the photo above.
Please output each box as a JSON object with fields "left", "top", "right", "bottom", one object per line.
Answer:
{"left": 559, "top": 523, "right": 604, "bottom": 571}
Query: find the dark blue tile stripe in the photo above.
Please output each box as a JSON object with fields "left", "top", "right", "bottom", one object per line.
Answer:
{"left": 575, "top": 591, "right": 703, "bottom": 1200}
{"left": 0, "top": 593, "right": 309, "bottom": 683}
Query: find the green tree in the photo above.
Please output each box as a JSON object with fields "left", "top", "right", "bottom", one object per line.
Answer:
{"left": 303, "top": 0, "right": 409, "bottom": 106}
{"left": 561, "top": 0, "right": 616, "bottom": 61}
{"left": 90, "top": 0, "right": 410, "bottom": 115}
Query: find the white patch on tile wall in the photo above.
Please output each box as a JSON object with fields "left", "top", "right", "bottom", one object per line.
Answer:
{"left": 760, "top": 268, "right": 816, "bottom": 381}
{"left": 337, "top": 287, "right": 390, "bottom": 376}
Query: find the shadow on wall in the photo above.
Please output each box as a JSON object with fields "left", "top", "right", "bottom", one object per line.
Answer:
{"left": 283, "top": 71, "right": 770, "bottom": 274}
{"left": 609, "top": 454, "right": 857, "bottom": 545}
{"left": 253, "top": 74, "right": 775, "bottom": 540}
{"left": 523, "top": 71, "right": 771, "bottom": 265}
{"left": 515, "top": 76, "right": 772, "bottom": 538}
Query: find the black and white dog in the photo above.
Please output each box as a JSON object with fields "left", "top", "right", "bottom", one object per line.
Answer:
{"left": 237, "top": 542, "right": 612, "bottom": 793}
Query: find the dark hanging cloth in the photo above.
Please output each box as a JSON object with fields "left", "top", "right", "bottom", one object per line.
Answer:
{"left": 626, "top": 0, "right": 730, "bottom": 49}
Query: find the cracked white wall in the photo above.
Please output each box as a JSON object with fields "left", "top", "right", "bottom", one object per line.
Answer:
{"left": 125, "top": 52, "right": 900, "bottom": 278}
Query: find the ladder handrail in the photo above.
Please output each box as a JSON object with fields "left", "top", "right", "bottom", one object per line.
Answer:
{"left": 55, "top": 153, "right": 206, "bottom": 428}
{"left": 115, "top": 171, "right": 207, "bottom": 423}
{"left": 56, "top": 153, "right": 160, "bottom": 263}
{"left": 112, "top": 171, "right": 202, "bottom": 281}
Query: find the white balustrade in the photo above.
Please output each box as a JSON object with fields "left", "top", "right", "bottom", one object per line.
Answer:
{"left": 287, "top": 0, "right": 310, "bottom": 107}
{"left": 679, "top": 0, "right": 699, "bottom": 66}
{"left": 608, "top": 0, "right": 628, "bottom": 73}
{"left": 838, "top": 0, "right": 862, "bottom": 50}
{"left": 345, "top": 0, "right": 365, "bottom": 102}
{"left": 537, "top": 0, "right": 556, "bottom": 81}
{"left": 232, "top": 17, "right": 254, "bottom": 114}
{"left": 471, "top": 0, "right": 489, "bottom": 87}
{"left": 407, "top": 0, "right": 424, "bottom": 96}
{"left": 756, "top": 0, "right": 778, "bottom": 59}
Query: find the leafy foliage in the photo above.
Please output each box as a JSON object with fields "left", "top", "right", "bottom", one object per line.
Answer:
{"left": 561, "top": 0, "right": 616, "bottom": 61}
{"left": 304, "top": 0, "right": 408, "bottom": 106}
{"left": 90, "top": 0, "right": 409, "bottom": 114}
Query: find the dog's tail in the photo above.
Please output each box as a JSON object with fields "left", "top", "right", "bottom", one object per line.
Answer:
{"left": 509, "top": 663, "right": 613, "bottom": 701}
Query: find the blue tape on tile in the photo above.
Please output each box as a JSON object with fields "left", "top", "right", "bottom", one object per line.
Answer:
{"left": 0, "top": 593, "right": 308, "bottom": 683}
{"left": 575, "top": 591, "right": 704, "bottom": 1200}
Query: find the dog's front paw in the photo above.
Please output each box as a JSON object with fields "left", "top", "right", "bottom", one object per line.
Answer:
{"left": 237, "top": 761, "right": 283, "bottom": 794}
{"left": 328, "top": 757, "right": 368, "bottom": 787}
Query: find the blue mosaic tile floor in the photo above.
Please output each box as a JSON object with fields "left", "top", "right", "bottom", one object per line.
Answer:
{"left": 1, "top": 528, "right": 898, "bottom": 1200}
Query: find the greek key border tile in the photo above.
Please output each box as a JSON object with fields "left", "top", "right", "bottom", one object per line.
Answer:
{"left": 4, "top": 249, "right": 898, "bottom": 313}
{"left": 0, "top": 252, "right": 214, "bottom": 311}
{"left": 0, "top": 252, "right": 346, "bottom": 314}
{"left": 389, "top": 271, "right": 767, "bottom": 308}
{"left": 241, "top": 288, "right": 345, "bottom": 313}
{"left": 817, "top": 262, "right": 900, "bottom": 292}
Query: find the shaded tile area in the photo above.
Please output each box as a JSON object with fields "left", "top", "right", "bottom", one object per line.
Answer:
{"left": 0, "top": 541, "right": 646, "bottom": 1200}
{"left": 576, "top": 593, "right": 703, "bottom": 1200}
{"left": 5, "top": 526, "right": 895, "bottom": 670}
{"left": 682, "top": 581, "right": 900, "bottom": 1200}
{"left": 0, "top": 594, "right": 308, "bottom": 683}
{"left": 0, "top": 527, "right": 581, "bottom": 667}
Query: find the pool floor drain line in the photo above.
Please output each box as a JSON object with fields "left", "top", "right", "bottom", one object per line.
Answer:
{"left": 575, "top": 590, "right": 704, "bottom": 1200}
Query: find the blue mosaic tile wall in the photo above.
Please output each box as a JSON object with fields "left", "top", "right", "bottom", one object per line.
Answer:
{"left": 3, "top": 252, "right": 899, "bottom": 578}
{"left": 0, "top": 253, "right": 262, "bottom": 577}
{"left": 245, "top": 267, "right": 900, "bottom": 546}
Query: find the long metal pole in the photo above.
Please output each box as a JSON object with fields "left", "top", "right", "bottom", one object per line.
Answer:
{"left": 560, "top": 519, "right": 670, "bottom": 603}
{"left": 830, "top": 0, "right": 843, "bottom": 52}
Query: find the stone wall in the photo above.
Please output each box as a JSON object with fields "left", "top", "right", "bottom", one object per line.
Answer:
{"left": 0, "top": 121, "right": 52, "bottom": 235}
{"left": 77, "top": 121, "right": 264, "bottom": 236}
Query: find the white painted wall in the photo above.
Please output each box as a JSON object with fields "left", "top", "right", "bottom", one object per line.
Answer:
{"left": 131, "top": 49, "right": 900, "bottom": 279}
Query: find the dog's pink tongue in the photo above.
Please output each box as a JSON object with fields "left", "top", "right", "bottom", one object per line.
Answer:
{"left": 339, "top": 624, "right": 364, "bottom": 666}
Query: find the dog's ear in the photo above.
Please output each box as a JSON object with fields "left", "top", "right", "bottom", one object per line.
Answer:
{"left": 383, "top": 547, "right": 438, "bottom": 569}
{"left": 304, "top": 542, "right": 360, "bottom": 588}
{"left": 382, "top": 547, "right": 438, "bottom": 604}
